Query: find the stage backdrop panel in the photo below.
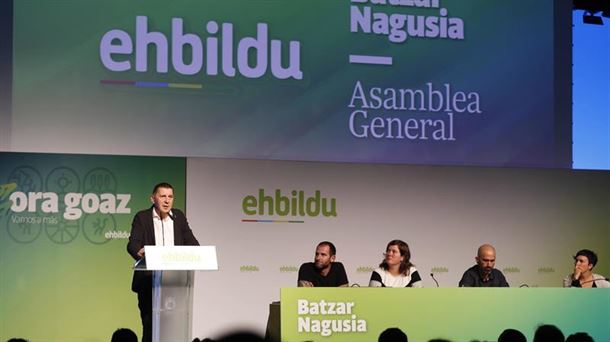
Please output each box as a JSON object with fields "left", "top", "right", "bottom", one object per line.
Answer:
{"left": 186, "top": 157, "right": 610, "bottom": 339}
{"left": 5, "top": 0, "right": 571, "bottom": 168}
{"left": 0, "top": 152, "right": 186, "bottom": 342}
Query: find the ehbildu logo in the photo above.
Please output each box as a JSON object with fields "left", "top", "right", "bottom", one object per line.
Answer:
{"left": 100, "top": 16, "right": 303, "bottom": 80}
{"left": 242, "top": 189, "right": 337, "bottom": 217}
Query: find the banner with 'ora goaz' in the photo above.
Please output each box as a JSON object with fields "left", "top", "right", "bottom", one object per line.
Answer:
{"left": 0, "top": 152, "right": 186, "bottom": 341}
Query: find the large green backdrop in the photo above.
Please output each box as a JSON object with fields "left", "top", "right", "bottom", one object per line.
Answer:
{"left": 0, "top": 152, "right": 186, "bottom": 342}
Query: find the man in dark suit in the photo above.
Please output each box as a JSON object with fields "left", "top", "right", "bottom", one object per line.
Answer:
{"left": 127, "top": 182, "right": 199, "bottom": 342}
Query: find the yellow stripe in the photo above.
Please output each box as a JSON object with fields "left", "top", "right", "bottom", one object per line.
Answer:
{"left": 168, "top": 83, "right": 202, "bottom": 89}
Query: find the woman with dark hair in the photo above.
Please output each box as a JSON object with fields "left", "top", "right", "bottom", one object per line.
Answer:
{"left": 369, "top": 240, "right": 422, "bottom": 287}
{"left": 563, "top": 249, "right": 610, "bottom": 288}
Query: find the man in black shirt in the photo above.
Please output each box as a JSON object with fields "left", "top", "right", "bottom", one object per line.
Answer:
{"left": 459, "top": 244, "right": 509, "bottom": 287}
{"left": 298, "top": 241, "right": 349, "bottom": 287}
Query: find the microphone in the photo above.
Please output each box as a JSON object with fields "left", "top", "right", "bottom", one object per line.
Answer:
{"left": 430, "top": 273, "right": 439, "bottom": 288}
{"left": 152, "top": 203, "right": 174, "bottom": 220}
{"left": 577, "top": 277, "right": 610, "bottom": 286}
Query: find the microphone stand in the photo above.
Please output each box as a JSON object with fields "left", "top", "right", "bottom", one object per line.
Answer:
{"left": 430, "top": 273, "right": 439, "bottom": 288}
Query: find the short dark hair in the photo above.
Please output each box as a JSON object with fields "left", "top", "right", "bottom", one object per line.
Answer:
{"left": 574, "top": 249, "right": 598, "bottom": 267}
{"left": 533, "top": 324, "right": 564, "bottom": 342}
{"left": 152, "top": 182, "right": 174, "bottom": 195}
{"left": 111, "top": 328, "right": 138, "bottom": 342}
{"left": 566, "top": 332, "right": 594, "bottom": 342}
{"left": 498, "top": 328, "right": 526, "bottom": 342}
{"left": 317, "top": 241, "right": 336, "bottom": 256}
{"left": 378, "top": 327, "right": 408, "bottom": 342}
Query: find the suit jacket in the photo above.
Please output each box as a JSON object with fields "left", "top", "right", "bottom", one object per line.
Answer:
{"left": 127, "top": 207, "right": 200, "bottom": 292}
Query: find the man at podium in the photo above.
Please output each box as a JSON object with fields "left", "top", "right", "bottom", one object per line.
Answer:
{"left": 127, "top": 182, "right": 200, "bottom": 342}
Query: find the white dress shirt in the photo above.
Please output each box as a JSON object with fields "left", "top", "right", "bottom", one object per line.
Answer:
{"left": 152, "top": 209, "right": 174, "bottom": 246}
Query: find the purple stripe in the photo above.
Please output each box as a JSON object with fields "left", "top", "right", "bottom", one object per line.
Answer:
{"left": 135, "top": 81, "right": 168, "bottom": 88}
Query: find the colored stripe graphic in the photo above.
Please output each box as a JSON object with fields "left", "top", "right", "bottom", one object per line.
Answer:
{"left": 100, "top": 79, "right": 135, "bottom": 85}
{"left": 169, "top": 83, "right": 202, "bottom": 89}
{"left": 100, "top": 80, "right": 202, "bottom": 89}
{"left": 135, "top": 81, "right": 167, "bottom": 88}
{"left": 241, "top": 219, "right": 305, "bottom": 223}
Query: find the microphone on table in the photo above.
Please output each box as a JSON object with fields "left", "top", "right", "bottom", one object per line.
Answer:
{"left": 152, "top": 203, "right": 174, "bottom": 220}
{"left": 577, "top": 277, "right": 610, "bottom": 286}
{"left": 430, "top": 273, "right": 439, "bottom": 288}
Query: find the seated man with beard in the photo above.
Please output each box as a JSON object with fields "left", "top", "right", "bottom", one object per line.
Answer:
{"left": 298, "top": 241, "right": 349, "bottom": 287}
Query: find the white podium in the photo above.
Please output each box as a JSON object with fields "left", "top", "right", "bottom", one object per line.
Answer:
{"left": 135, "top": 246, "right": 218, "bottom": 342}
